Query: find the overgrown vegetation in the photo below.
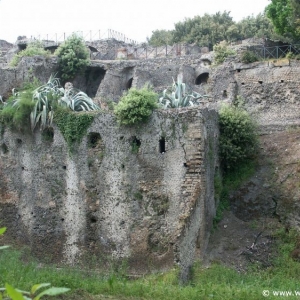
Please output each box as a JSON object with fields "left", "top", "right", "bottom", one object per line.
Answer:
{"left": 213, "top": 42, "right": 236, "bottom": 65}
{"left": 10, "top": 41, "right": 51, "bottom": 67}
{"left": 53, "top": 107, "right": 96, "bottom": 152}
{"left": 54, "top": 34, "right": 90, "bottom": 82}
{"left": 0, "top": 75, "right": 100, "bottom": 135}
{"left": 114, "top": 85, "right": 158, "bottom": 125}
{"left": 158, "top": 74, "right": 207, "bottom": 108}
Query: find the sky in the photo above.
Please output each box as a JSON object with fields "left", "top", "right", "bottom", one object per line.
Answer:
{"left": 0, "top": 0, "right": 271, "bottom": 44}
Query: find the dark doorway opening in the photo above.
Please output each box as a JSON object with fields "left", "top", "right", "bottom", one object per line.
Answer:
{"left": 195, "top": 73, "right": 209, "bottom": 85}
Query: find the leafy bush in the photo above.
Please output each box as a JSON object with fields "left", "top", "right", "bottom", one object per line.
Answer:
{"left": 114, "top": 86, "right": 158, "bottom": 125}
{"left": 241, "top": 50, "right": 259, "bottom": 63}
{"left": 10, "top": 41, "right": 51, "bottom": 67}
{"left": 54, "top": 34, "right": 90, "bottom": 81}
{"left": 158, "top": 74, "right": 207, "bottom": 108}
{"left": 219, "top": 104, "right": 258, "bottom": 171}
{"left": 213, "top": 42, "right": 236, "bottom": 65}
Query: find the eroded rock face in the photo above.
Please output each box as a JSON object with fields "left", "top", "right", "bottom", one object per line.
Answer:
{"left": 226, "top": 128, "right": 300, "bottom": 235}
{"left": 0, "top": 108, "right": 219, "bottom": 280}
{"left": 210, "top": 59, "right": 300, "bottom": 129}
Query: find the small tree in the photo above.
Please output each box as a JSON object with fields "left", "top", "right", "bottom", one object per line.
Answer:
{"left": 114, "top": 86, "right": 158, "bottom": 125}
{"left": 54, "top": 34, "right": 89, "bottom": 81}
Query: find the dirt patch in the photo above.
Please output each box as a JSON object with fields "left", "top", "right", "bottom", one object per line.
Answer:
{"left": 202, "top": 211, "right": 281, "bottom": 272}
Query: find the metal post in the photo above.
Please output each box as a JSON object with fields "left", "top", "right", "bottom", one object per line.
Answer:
{"left": 276, "top": 46, "right": 278, "bottom": 59}
{"left": 90, "top": 30, "right": 92, "bottom": 42}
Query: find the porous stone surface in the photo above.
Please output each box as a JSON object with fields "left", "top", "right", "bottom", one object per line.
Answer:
{"left": 0, "top": 108, "right": 219, "bottom": 281}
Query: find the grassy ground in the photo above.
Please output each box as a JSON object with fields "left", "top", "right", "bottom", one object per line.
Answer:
{"left": 1, "top": 227, "right": 300, "bottom": 300}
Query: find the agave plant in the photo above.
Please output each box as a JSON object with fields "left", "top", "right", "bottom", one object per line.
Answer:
{"left": 59, "top": 87, "right": 100, "bottom": 111}
{"left": 30, "top": 75, "right": 100, "bottom": 131}
{"left": 158, "top": 74, "right": 208, "bottom": 109}
{"left": 30, "top": 74, "right": 63, "bottom": 131}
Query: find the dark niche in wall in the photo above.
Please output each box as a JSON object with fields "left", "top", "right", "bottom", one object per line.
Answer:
{"left": 42, "top": 127, "right": 54, "bottom": 143}
{"left": 126, "top": 77, "right": 133, "bottom": 90}
{"left": 159, "top": 137, "right": 166, "bottom": 153}
{"left": 88, "top": 132, "right": 102, "bottom": 148}
{"left": 131, "top": 136, "right": 141, "bottom": 154}
{"left": 1, "top": 143, "right": 8, "bottom": 154}
{"left": 122, "top": 67, "right": 135, "bottom": 91}
{"left": 84, "top": 67, "right": 106, "bottom": 98}
{"left": 195, "top": 72, "right": 209, "bottom": 85}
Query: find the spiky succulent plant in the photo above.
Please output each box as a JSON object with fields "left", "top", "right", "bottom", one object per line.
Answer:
{"left": 158, "top": 74, "right": 208, "bottom": 109}
{"left": 29, "top": 75, "right": 100, "bottom": 131}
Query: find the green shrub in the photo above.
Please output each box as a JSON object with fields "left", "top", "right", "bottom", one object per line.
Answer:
{"left": 54, "top": 34, "right": 90, "bottom": 81}
{"left": 10, "top": 41, "right": 51, "bottom": 67}
{"left": 219, "top": 104, "right": 258, "bottom": 171}
{"left": 241, "top": 50, "right": 259, "bottom": 64}
{"left": 114, "top": 86, "right": 158, "bottom": 125}
{"left": 213, "top": 42, "right": 236, "bottom": 65}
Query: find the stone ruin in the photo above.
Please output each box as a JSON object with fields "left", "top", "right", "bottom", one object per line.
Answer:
{"left": 1, "top": 38, "right": 300, "bottom": 281}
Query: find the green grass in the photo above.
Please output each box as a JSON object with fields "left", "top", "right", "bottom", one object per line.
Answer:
{"left": 1, "top": 228, "right": 300, "bottom": 300}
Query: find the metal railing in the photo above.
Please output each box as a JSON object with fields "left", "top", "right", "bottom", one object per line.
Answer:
{"left": 247, "top": 44, "right": 300, "bottom": 60}
{"left": 31, "top": 29, "right": 137, "bottom": 45}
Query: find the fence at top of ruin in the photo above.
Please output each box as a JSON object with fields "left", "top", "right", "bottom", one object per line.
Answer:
{"left": 31, "top": 29, "right": 138, "bottom": 45}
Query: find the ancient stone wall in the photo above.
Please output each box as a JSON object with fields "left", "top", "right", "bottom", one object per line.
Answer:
{"left": 0, "top": 107, "right": 219, "bottom": 279}
{"left": 210, "top": 58, "right": 300, "bottom": 131}
{"left": 0, "top": 56, "right": 57, "bottom": 100}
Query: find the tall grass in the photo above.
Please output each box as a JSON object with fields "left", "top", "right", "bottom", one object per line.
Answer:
{"left": 0, "top": 228, "right": 299, "bottom": 300}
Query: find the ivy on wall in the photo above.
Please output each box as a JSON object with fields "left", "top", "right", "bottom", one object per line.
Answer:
{"left": 53, "top": 107, "right": 96, "bottom": 152}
